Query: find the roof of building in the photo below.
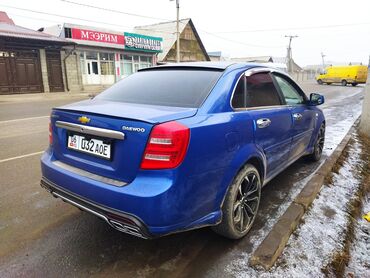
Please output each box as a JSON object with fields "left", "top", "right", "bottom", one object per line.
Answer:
{"left": 0, "top": 11, "right": 14, "bottom": 25}
{"left": 0, "top": 12, "right": 71, "bottom": 44}
{"left": 134, "top": 18, "right": 210, "bottom": 61}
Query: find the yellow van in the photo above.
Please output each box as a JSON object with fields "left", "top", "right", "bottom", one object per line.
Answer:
{"left": 316, "top": 65, "right": 368, "bottom": 86}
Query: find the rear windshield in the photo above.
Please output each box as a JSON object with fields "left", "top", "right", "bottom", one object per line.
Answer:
{"left": 95, "top": 69, "right": 223, "bottom": 108}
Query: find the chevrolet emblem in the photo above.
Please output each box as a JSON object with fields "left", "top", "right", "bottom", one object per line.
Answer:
{"left": 78, "top": 116, "right": 90, "bottom": 124}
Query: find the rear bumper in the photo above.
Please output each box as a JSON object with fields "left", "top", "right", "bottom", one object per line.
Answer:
{"left": 40, "top": 150, "right": 222, "bottom": 237}
{"left": 40, "top": 177, "right": 152, "bottom": 239}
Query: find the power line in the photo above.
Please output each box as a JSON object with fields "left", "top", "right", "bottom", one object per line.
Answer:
{"left": 214, "top": 22, "right": 370, "bottom": 34}
{"left": 0, "top": 4, "right": 133, "bottom": 29}
{"left": 60, "top": 0, "right": 170, "bottom": 21}
{"left": 1, "top": 3, "right": 285, "bottom": 49}
{"left": 59, "top": 1, "right": 285, "bottom": 49}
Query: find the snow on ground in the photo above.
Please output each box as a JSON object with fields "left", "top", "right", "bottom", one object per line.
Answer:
{"left": 226, "top": 136, "right": 365, "bottom": 277}
{"left": 346, "top": 193, "right": 370, "bottom": 276}
{"left": 322, "top": 97, "right": 362, "bottom": 156}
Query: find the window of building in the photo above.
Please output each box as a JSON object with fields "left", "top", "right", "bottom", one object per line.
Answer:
{"left": 120, "top": 54, "right": 153, "bottom": 76}
{"left": 64, "top": 28, "right": 72, "bottom": 38}
{"left": 79, "top": 52, "right": 86, "bottom": 74}
{"left": 100, "top": 53, "right": 114, "bottom": 75}
{"left": 85, "top": 51, "right": 98, "bottom": 60}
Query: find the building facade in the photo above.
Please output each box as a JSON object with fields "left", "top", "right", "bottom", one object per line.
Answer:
{"left": 43, "top": 23, "right": 163, "bottom": 93}
{"left": 134, "top": 18, "right": 210, "bottom": 63}
{"left": 0, "top": 12, "right": 71, "bottom": 95}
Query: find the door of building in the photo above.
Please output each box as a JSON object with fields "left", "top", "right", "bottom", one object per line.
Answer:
{"left": 86, "top": 60, "right": 100, "bottom": 84}
{"left": 0, "top": 50, "right": 43, "bottom": 94}
{"left": 46, "top": 51, "right": 64, "bottom": 92}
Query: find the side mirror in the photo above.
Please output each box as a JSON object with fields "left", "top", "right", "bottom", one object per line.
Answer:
{"left": 309, "top": 93, "right": 325, "bottom": 106}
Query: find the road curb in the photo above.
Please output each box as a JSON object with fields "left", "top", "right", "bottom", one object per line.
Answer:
{"left": 250, "top": 117, "right": 360, "bottom": 270}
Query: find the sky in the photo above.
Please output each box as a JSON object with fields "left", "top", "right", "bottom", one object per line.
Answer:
{"left": 1, "top": 0, "right": 369, "bottom": 67}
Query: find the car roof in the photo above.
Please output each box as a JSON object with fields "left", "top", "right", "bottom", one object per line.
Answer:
{"left": 138, "top": 61, "right": 268, "bottom": 72}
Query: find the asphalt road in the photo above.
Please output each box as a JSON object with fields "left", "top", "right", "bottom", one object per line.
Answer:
{"left": 0, "top": 82, "right": 364, "bottom": 277}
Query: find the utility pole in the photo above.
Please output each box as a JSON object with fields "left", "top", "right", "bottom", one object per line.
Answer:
{"left": 170, "top": 0, "right": 180, "bottom": 63}
{"left": 321, "top": 52, "right": 326, "bottom": 69}
{"left": 285, "top": 35, "right": 298, "bottom": 73}
{"left": 359, "top": 55, "right": 370, "bottom": 137}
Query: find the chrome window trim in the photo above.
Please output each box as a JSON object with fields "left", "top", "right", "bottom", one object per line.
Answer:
{"left": 55, "top": 121, "right": 125, "bottom": 140}
{"left": 52, "top": 160, "right": 127, "bottom": 187}
{"left": 230, "top": 67, "right": 287, "bottom": 111}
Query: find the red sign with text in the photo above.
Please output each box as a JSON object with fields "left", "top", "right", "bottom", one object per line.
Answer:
{"left": 71, "top": 28, "right": 125, "bottom": 45}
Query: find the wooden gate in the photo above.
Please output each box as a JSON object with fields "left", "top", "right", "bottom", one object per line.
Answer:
{"left": 0, "top": 50, "right": 43, "bottom": 94}
{"left": 46, "top": 51, "right": 64, "bottom": 92}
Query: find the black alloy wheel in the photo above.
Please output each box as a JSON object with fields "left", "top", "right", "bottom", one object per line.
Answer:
{"left": 233, "top": 172, "right": 260, "bottom": 233}
{"left": 307, "top": 124, "right": 325, "bottom": 162}
{"left": 212, "top": 164, "right": 261, "bottom": 239}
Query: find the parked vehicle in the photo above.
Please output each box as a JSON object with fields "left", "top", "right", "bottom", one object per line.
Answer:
{"left": 40, "top": 62, "right": 325, "bottom": 239}
{"left": 316, "top": 65, "right": 368, "bottom": 86}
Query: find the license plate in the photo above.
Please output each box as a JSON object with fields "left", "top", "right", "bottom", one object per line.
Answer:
{"left": 67, "top": 134, "right": 111, "bottom": 159}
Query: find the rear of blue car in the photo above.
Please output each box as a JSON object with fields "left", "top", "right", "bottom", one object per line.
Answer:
{"left": 41, "top": 63, "right": 325, "bottom": 239}
{"left": 40, "top": 67, "right": 226, "bottom": 238}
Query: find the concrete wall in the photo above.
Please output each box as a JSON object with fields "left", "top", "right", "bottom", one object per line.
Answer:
{"left": 360, "top": 76, "right": 370, "bottom": 137}
{"left": 290, "top": 70, "right": 316, "bottom": 82}
{"left": 39, "top": 49, "right": 50, "bottom": 93}
{"left": 60, "top": 50, "right": 83, "bottom": 93}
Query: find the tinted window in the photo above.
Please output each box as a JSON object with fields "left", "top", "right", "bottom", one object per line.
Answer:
{"left": 274, "top": 75, "right": 304, "bottom": 105}
{"left": 96, "top": 69, "right": 222, "bottom": 108}
{"left": 231, "top": 75, "right": 246, "bottom": 108}
{"left": 246, "top": 73, "right": 282, "bottom": 107}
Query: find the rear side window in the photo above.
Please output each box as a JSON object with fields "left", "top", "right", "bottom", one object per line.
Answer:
{"left": 245, "top": 73, "right": 282, "bottom": 107}
{"left": 232, "top": 75, "right": 246, "bottom": 108}
{"left": 96, "top": 69, "right": 222, "bottom": 108}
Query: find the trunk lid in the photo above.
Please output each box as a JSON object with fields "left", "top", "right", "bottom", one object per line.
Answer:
{"left": 51, "top": 99, "right": 197, "bottom": 183}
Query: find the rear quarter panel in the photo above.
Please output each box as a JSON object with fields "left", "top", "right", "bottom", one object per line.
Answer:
{"left": 176, "top": 111, "right": 264, "bottom": 222}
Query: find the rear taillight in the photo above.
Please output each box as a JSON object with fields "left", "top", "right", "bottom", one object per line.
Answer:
{"left": 140, "top": 121, "right": 190, "bottom": 169}
{"left": 49, "top": 121, "right": 53, "bottom": 145}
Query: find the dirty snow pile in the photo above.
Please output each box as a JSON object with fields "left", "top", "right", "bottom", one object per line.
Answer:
{"left": 226, "top": 138, "right": 366, "bottom": 277}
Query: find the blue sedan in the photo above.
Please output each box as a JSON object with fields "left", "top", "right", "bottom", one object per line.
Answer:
{"left": 40, "top": 62, "right": 325, "bottom": 239}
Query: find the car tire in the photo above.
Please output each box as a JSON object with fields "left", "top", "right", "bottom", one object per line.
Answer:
{"left": 307, "top": 123, "right": 325, "bottom": 162}
{"left": 352, "top": 83, "right": 358, "bottom": 87}
{"left": 317, "top": 79, "right": 323, "bottom": 85}
{"left": 341, "top": 80, "right": 347, "bottom": 86}
{"left": 212, "top": 164, "right": 261, "bottom": 239}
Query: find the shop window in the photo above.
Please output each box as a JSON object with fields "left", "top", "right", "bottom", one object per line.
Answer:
{"left": 120, "top": 54, "right": 133, "bottom": 76}
{"left": 100, "top": 61, "right": 114, "bottom": 75}
{"left": 119, "top": 54, "right": 153, "bottom": 76}
{"left": 86, "top": 51, "right": 98, "bottom": 60}
{"left": 79, "top": 52, "right": 86, "bottom": 74}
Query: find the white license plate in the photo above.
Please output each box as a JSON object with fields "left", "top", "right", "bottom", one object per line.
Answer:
{"left": 67, "top": 134, "right": 111, "bottom": 159}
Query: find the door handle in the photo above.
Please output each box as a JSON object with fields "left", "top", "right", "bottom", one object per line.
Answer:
{"left": 256, "top": 118, "right": 271, "bottom": 128}
{"left": 293, "top": 113, "right": 303, "bottom": 121}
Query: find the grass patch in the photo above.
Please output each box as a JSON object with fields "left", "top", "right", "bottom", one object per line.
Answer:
{"left": 322, "top": 133, "right": 370, "bottom": 277}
